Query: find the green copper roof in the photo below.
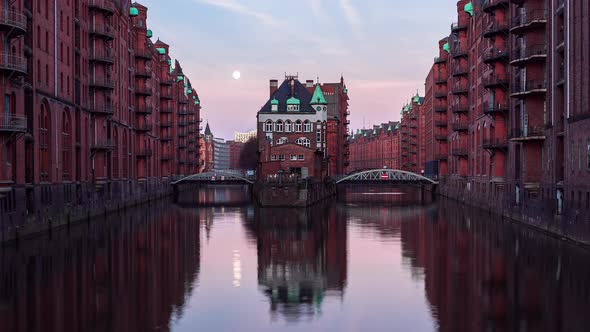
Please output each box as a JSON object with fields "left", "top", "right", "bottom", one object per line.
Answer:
{"left": 286, "top": 97, "right": 300, "bottom": 105}
{"left": 311, "top": 84, "right": 327, "bottom": 104}
{"left": 464, "top": 2, "right": 474, "bottom": 16}
{"left": 167, "top": 59, "right": 171, "bottom": 65}
{"left": 373, "top": 129, "right": 377, "bottom": 135}
{"left": 193, "top": 95, "right": 196, "bottom": 99}
{"left": 130, "top": 7, "right": 139, "bottom": 17}
{"left": 357, "top": 129, "right": 361, "bottom": 134}
{"left": 443, "top": 42, "right": 450, "bottom": 53}
{"left": 270, "top": 98, "right": 279, "bottom": 105}
{"left": 146, "top": 29, "right": 153, "bottom": 38}
{"left": 195, "top": 100, "right": 200, "bottom": 105}
{"left": 343, "top": 88, "right": 348, "bottom": 94}
{"left": 177, "top": 75, "right": 184, "bottom": 81}
{"left": 187, "top": 88, "right": 192, "bottom": 94}
{"left": 395, "top": 123, "right": 400, "bottom": 129}
{"left": 156, "top": 47, "right": 166, "bottom": 55}
{"left": 388, "top": 125, "right": 392, "bottom": 132}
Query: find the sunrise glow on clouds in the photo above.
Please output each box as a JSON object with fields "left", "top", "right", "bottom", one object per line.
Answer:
{"left": 139, "top": 0, "right": 458, "bottom": 138}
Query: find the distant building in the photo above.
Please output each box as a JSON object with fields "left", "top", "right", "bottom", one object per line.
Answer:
{"left": 202, "top": 123, "right": 215, "bottom": 172}
{"left": 234, "top": 130, "right": 257, "bottom": 143}
{"left": 213, "top": 138, "right": 230, "bottom": 170}
{"left": 348, "top": 122, "right": 401, "bottom": 172}
{"left": 228, "top": 140, "right": 245, "bottom": 170}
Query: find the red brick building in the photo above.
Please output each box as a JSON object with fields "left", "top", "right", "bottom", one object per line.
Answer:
{"left": 227, "top": 140, "right": 244, "bottom": 170}
{"left": 257, "top": 75, "right": 350, "bottom": 179}
{"left": 0, "top": 1, "right": 203, "bottom": 240}
{"left": 348, "top": 122, "right": 401, "bottom": 172}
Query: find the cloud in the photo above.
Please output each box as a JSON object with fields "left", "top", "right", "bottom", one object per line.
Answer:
{"left": 339, "top": 0, "right": 361, "bottom": 29}
{"left": 309, "top": 0, "right": 322, "bottom": 18}
{"left": 196, "top": 0, "right": 279, "bottom": 26}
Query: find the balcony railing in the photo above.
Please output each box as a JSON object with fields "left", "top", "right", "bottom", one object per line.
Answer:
{"left": 135, "top": 106, "right": 153, "bottom": 114}
{"left": 483, "top": 47, "right": 509, "bottom": 64}
{"left": 511, "top": 80, "right": 547, "bottom": 96}
{"left": 452, "top": 83, "right": 469, "bottom": 95}
{"left": 452, "top": 122, "right": 469, "bottom": 131}
{"left": 435, "top": 135, "right": 448, "bottom": 141}
{"left": 510, "top": 126, "right": 546, "bottom": 140}
{"left": 161, "top": 107, "right": 174, "bottom": 113}
{"left": 89, "top": 23, "right": 115, "bottom": 39}
{"left": 0, "top": 53, "right": 27, "bottom": 75}
{"left": 161, "top": 135, "right": 174, "bottom": 142}
{"left": 483, "top": 19, "right": 509, "bottom": 38}
{"left": 436, "top": 154, "right": 448, "bottom": 160}
{"left": 134, "top": 49, "right": 152, "bottom": 60}
{"left": 88, "top": 0, "right": 115, "bottom": 15}
{"left": 135, "top": 85, "right": 153, "bottom": 95}
{"left": 134, "top": 122, "right": 153, "bottom": 132}
{"left": 0, "top": 8, "right": 28, "bottom": 36}
{"left": 452, "top": 65, "right": 469, "bottom": 77}
{"left": 89, "top": 78, "right": 115, "bottom": 89}
{"left": 89, "top": 50, "right": 115, "bottom": 64}
{"left": 483, "top": 138, "right": 508, "bottom": 150}
{"left": 160, "top": 79, "right": 175, "bottom": 86}
{"left": 435, "top": 120, "right": 447, "bottom": 127}
{"left": 452, "top": 46, "right": 469, "bottom": 59}
{"left": 89, "top": 104, "right": 115, "bottom": 116}
{"left": 434, "top": 90, "right": 448, "bottom": 98}
{"left": 511, "top": 44, "right": 547, "bottom": 65}
{"left": 452, "top": 104, "right": 469, "bottom": 113}
{"left": 511, "top": 10, "right": 547, "bottom": 33}
{"left": 452, "top": 148, "right": 469, "bottom": 157}
{"left": 90, "top": 139, "right": 115, "bottom": 150}
{"left": 161, "top": 92, "right": 174, "bottom": 99}
{"left": 482, "top": 0, "right": 509, "bottom": 13}
{"left": 0, "top": 115, "right": 27, "bottom": 133}
{"left": 135, "top": 69, "right": 152, "bottom": 78}
{"left": 136, "top": 149, "right": 153, "bottom": 158}
{"left": 483, "top": 74, "right": 509, "bottom": 89}
{"left": 160, "top": 121, "right": 173, "bottom": 128}
{"left": 451, "top": 21, "right": 468, "bottom": 32}
{"left": 434, "top": 56, "right": 447, "bottom": 64}
{"left": 434, "top": 104, "right": 447, "bottom": 112}
{"left": 483, "top": 101, "right": 509, "bottom": 115}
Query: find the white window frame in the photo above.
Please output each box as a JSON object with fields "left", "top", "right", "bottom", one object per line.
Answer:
{"left": 295, "top": 121, "right": 302, "bottom": 132}
{"left": 298, "top": 155, "right": 305, "bottom": 160}
{"left": 290, "top": 155, "right": 298, "bottom": 161}
{"left": 276, "top": 121, "right": 283, "bottom": 132}
{"left": 304, "top": 120, "right": 312, "bottom": 133}
{"left": 265, "top": 120, "right": 273, "bottom": 132}
{"left": 284, "top": 121, "right": 292, "bottom": 133}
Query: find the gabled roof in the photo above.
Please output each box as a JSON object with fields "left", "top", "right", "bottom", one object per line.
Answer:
{"left": 311, "top": 84, "right": 327, "bottom": 105}
{"left": 259, "top": 79, "right": 315, "bottom": 113}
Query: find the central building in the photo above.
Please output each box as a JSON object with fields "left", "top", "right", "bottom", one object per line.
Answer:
{"left": 257, "top": 75, "right": 336, "bottom": 180}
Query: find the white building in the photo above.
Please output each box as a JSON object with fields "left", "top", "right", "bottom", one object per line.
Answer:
{"left": 234, "top": 130, "right": 257, "bottom": 143}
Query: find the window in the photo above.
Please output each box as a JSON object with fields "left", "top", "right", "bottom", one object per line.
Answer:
{"left": 276, "top": 120, "right": 283, "bottom": 132}
{"left": 276, "top": 137, "right": 288, "bottom": 145}
{"left": 296, "top": 138, "right": 310, "bottom": 148}
{"left": 265, "top": 120, "right": 273, "bottom": 132}
{"left": 304, "top": 120, "right": 311, "bottom": 132}
{"left": 290, "top": 155, "right": 298, "bottom": 161}
{"left": 285, "top": 121, "right": 292, "bottom": 133}
{"left": 298, "top": 155, "right": 305, "bottom": 160}
{"left": 271, "top": 155, "right": 277, "bottom": 161}
{"left": 278, "top": 155, "right": 285, "bottom": 161}
{"left": 295, "top": 120, "right": 302, "bottom": 132}
{"left": 316, "top": 131, "right": 322, "bottom": 143}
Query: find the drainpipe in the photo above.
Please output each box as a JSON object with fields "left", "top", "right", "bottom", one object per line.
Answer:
{"left": 566, "top": 0, "right": 570, "bottom": 118}
{"left": 54, "top": 0, "right": 58, "bottom": 179}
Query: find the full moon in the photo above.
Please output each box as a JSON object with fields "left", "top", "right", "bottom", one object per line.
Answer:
{"left": 232, "top": 71, "right": 241, "bottom": 80}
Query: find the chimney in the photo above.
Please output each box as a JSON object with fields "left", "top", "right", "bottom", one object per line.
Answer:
{"left": 270, "top": 80, "right": 278, "bottom": 97}
{"left": 306, "top": 80, "right": 314, "bottom": 88}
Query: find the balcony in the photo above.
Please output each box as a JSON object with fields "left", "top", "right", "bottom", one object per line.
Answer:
{"left": 89, "top": 51, "right": 115, "bottom": 65}
{"left": 178, "top": 99, "right": 188, "bottom": 104}
{"left": 452, "top": 148, "right": 469, "bottom": 157}
{"left": 434, "top": 74, "right": 448, "bottom": 85}
{"left": 88, "top": 0, "right": 115, "bottom": 15}
{"left": 135, "top": 69, "right": 152, "bottom": 78}
{"left": 511, "top": 44, "right": 547, "bottom": 66}
{"left": 135, "top": 85, "right": 152, "bottom": 96}
{"left": 452, "top": 46, "right": 469, "bottom": 59}
{"left": 435, "top": 135, "right": 448, "bottom": 141}
{"left": 0, "top": 9, "right": 27, "bottom": 37}
{"left": 482, "top": 0, "right": 509, "bottom": 13}
{"left": 161, "top": 92, "right": 174, "bottom": 100}
{"left": 178, "top": 143, "right": 187, "bottom": 149}
{"left": 161, "top": 136, "right": 174, "bottom": 142}
{"left": 134, "top": 122, "right": 153, "bottom": 132}
{"left": 483, "top": 19, "right": 509, "bottom": 38}
{"left": 435, "top": 120, "right": 447, "bottom": 127}
{"left": 161, "top": 107, "right": 174, "bottom": 113}
{"left": 510, "top": 126, "right": 546, "bottom": 141}
{"left": 483, "top": 101, "right": 509, "bottom": 115}
{"left": 89, "top": 104, "right": 114, "bottom": 116}
{"left": 134, "top": 49, "right": 152, "bottom": 60}
{"left": 483, "top": 138, "right": 508, "bottom": 150}
{"left": 451, "top": 21, "right": 468, "bottom": 32}
{"left": 510, "top": 80, "right": 547, "bottom": 97}
{"left": 135, "top": 106, "right": 153, "bottom": 115}
{"left": 178, "top": 131, "right": 188, "bottom": 138}
{"left": 160, "top": 79, "right": 175, "bottom": 86}
{"left": 434, "top": 90, "right": 447, "bottom": 98}
{"left": 434, "top": 56, "right": 447, "bottom": 64}
{"left": 452, "top": 83, "right": 469, "bottom": 95}
{"left": 160, "top": 121, "right": 173, "bottom": 128}
{"left": 161, "top": 154, "right": 174, "bottom": 161}
{"left": 483, "top": 47, "right": 509, "bottom": 64}
{"left": 136, "top": 149, "right": 153, "bottom": 158}
{"left": 90, "top": 139, "right": 115, "bottom": 151}
{"left": 89, "top": 78, "right": 115, "bottom": 90}
{"left": 452, "top": 65, "right": 469, "bottom": 77}
{"left": 0, "top": 115, "right": 27, "bottom": 133}
{"left": 434, "top": 104, "right": 447, "bottom": 113}
{"left": 452, "top": 122, "right": 469, "bottom": 132}
{"left": 483, "top": 74, "right": 509, "bottom": 89}
{"left": 89, "top": 24, "right": 115, "bottom": 40}
{"left": 0, "top": 53, "right": 27, "bottom": 76}
{"left": 178, "top": 111, "right": 189, "bottom": 116}
{"left": 436, "top": 154, "right": 448, "bottom": 160}
{"left": 452, "top": 104, "right": 469, "bottom": 113}
{"left": 178, "top": 121, "right": 189, "bottom": 127}
{"left": 511, "top": 10, "right": 547, "bottom": 34}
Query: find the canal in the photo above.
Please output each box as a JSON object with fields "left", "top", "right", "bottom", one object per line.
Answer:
{"left": 1, "top": 185, "right": 589, "bottom": 331}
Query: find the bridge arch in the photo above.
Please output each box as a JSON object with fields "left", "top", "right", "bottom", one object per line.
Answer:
{"left": 336, "top": 169, "right": 438, "bottom": 185}
{"left": 172, "top": 171, "right": 254, "bottom": 185}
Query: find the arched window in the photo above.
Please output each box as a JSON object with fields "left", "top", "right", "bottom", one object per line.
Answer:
{"left": 265, "top": 120, "right": 273, "bottom": 132}
{"left": 276, "top": 120, "right": 283, "bottom": 132}
{"left": 276, "top": 137, "right": 288, "bottom": 145}
{"left": 39, "top": 102, "right": 51, "bottom": 182}
{"left": 304, "top": 120, "right": 312, "bottom": 133}
{"left": 296, "top": 138, "right": 311, "bottom": 148}
{"left": 295, "top": 120, "right": 302, "bottom": 132}
{"left": 284, "top": 121, "right": 292, "bottom": 133}
{"left": 62, "top": 109, "right": 71, "bottom": 181}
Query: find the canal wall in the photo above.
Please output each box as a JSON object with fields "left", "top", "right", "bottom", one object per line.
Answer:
{"left": 438, "top": 177, "right": 590, "bottom": 246}
{"left": 253, "top": 179, "right": 336, "bottom": 207}
{"left": 0, "top": 178, "right": 196, "bottom": 244}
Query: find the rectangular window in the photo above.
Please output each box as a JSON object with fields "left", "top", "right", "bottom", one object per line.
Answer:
{"left": 279, "top": 155, "right": 285, "bottom": 161}
{"left": 298, "top": 155, "right": 305, "bottom": 161}
{"left": 290, "top": 155, "right": 297, "bottom": 161}
{"left": 317, "top": 131, "right": 321, "bottom": 143}
{"left": 271, "top": 155, "right": 277, "bottom": 161}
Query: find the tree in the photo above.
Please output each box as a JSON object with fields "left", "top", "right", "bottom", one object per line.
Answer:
{"left": 239, "top": 137, "right": 258, "bottom": 170}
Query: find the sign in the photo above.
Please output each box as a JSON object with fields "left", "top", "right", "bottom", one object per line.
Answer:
{"left": 381, "top": 174, "right": 389, "bottom": 180}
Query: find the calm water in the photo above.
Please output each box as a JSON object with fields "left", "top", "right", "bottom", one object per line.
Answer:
{"left": 1, "top": 185, "right": 589, "bottom": 332}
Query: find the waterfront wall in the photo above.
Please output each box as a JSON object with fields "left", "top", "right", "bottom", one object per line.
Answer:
{"left": 253, "top": 180, "right": 336, "bottom": 207}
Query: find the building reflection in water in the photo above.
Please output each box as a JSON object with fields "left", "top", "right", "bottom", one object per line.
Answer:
{"left": 0, "top": 200, "right": 201, "bottom": 332}
{"left": 397, "top": 199, "right": 590, "bottom": 332}
{"left": 246, "top": 203, "right": 347, "bottom": 322}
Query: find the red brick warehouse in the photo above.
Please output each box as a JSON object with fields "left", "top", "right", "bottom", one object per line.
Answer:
{"left": 0, "top": 0, "right": 203, "bottom": 240}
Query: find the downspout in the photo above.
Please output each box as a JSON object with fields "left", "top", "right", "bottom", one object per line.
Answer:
{"left": 54, "top": 0, "right": 58, "bottom": 178}
{"left": 566, "top": 0, "right": 570, "bottom": 118}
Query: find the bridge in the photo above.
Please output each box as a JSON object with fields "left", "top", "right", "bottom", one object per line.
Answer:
{"left": 335, "top": 169, "right": 438, "bottom": 185}
{"left": 172, "top": 171, "right": 255, "bottom": 185}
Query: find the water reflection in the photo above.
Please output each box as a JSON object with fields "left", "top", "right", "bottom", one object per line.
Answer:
{"left": 0, "top": 201, "right": 200, "bottom": 332}
{"left": 246, "top": 203, "right": 347, "bottom": 322}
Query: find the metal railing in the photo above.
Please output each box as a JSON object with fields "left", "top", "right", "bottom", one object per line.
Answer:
{"left": 90, "top": 139, "right": 115, "bottom": 150}
{"left": 89, "top": 104, "right": 114, "bottom": 115}
{"left": 483, "top": 47, "right": 509, "bottom": 63}
{"left": 89, "top": 23, "right": 115, "bottom": 39}
{"left": 511, "top": 10, "right": 547, "bottom": 30}
{"left": 512, "top": 44, "right": 547, "bottom": 62}
{"left": 452, "top": 65, "right": 469, "bottom": 76}
{"left": 89, "top": 50, "right": 115, "bottom": 64}
{"left": 0, "top": 8, "right": 27, "bottom": 32}
{"left": 0, "top": 115, "right": 27, "bottom": 132}
{"left": 483, "top": 19, "right": 509, "bottom": 37}
{"left": 483, "top": 101, "right": 509, "bottom": 114}
{"left": 452, "top": 122, "right": 469, "bottom": 131}
{"left": 483, "top": 138, "right": 508, "bottom": 149}
{"left": 452, "top": 148, "right": 469, "bottom": 156}
{"left": 88, "top": 0, "right": 115, "bottom": 13}
{"left": 510, "top": 126, "right": 545, "bottom": 139}
{"left": 89, "top": 77, "right": 115, "bottom": 89}
{"left": 0, "top": 53, "right": 27, "bottom": 74}
{"left": 511, "top": 80, "right": 547, "bottom": 95}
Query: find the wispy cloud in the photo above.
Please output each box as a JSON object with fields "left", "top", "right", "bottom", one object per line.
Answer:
{"left": 309, "top": 0, "right": 323, "bottom": 18}
{"left": 196, "top": 0, "right": 279, "bottom": 26}
{"left": 339, "top": 0, "right": 361, "bottom": 29}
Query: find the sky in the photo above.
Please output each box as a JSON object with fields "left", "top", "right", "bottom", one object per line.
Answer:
{"left": 138, "top": 0, "right": 458, "bottom": 139}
